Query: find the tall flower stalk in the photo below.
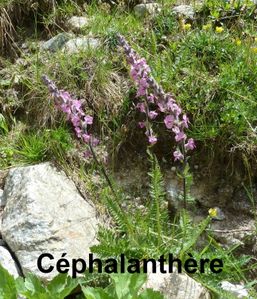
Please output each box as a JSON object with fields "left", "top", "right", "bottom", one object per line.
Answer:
{"left": 118, "top": 34, "right": 196, "bottom": 207}
{"left": 42, "top": 75, "right": 116, "bottom": 197}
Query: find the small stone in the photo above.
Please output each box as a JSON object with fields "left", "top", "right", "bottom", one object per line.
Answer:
{"left": 172, "top": 5, "right": 195, "bottom": 19}
{"left": 62, "top": 37, "right": 100, "bottom": 54}
{"left": 41, "top": 33, "right": 74, "bottom": 52}
{"left": 134, "top": 3, "right": 161, "bottom": 18}
{"left": 220, "top": 281, "right": 249, "bottom": 299}
{"left": 171, "top": 166, "right": 176, "bottom": 172}
{"left": 0, "top": 246, "right": 20, "bottom": 278}
{"left": 67, "top": 16, "right": 89, "bottom": 32}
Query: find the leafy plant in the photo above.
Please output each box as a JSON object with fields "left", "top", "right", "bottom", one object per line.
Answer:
{"left": 15, "top": 133, "right": 48, "bottom": 163}
{"left": 0, "top": 264, "right": 164, "bottom": 299}
{"left": 82, "top": 273, "right": 163, "bottom": 299}
{"left": 0, "top": 113, "right": 9, "bottom": 135}
{"left": 0, "top": 264, "right": 17, "bottom": 299}
{"left": 91, "top": 153, "right": 209, "bottom": 260}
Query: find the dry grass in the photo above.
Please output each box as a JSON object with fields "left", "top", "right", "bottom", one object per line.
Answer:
{"left": 0, "top": 4, "right": 17, "bottom": 55}
{"left": 0, "top": 0, "right": 57, "bottom": 55}
{"left": 85, "top": 70, "right": 130, "bottom": 116}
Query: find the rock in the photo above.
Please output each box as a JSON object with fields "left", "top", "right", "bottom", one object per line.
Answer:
{"left": 67, "top": 16, "right": 89, "bottom": 32}
{"left": 172, "top": 5, "right": 195, "bottom": 19}
{"left": 210, "top": 217, "right": 256, "bottom": 248}
{"left": 0, "top": 189, "right": 4, "bottom": 207}
{"left": 62, "top": 37, "right": 100, "bottom": 54}
{"left": 134, "top": 3, "right": 161, "bottom": 18}
{"left": 143, "top": 263, "right": 211, "bottom": 299}
{"left": 1, "top": 162, "right": 99, "bottom": 280}
{"left": 41, "top": 33, "right": 74, "bottom": 52}
{"left": 229, "top": 188, "right": 256, "bottom": 216}
{"left": 220, "top": 281, "right": 249, "bottom": 298}
{"left": 0, "top": 246, "right": 20, "bottom": 278}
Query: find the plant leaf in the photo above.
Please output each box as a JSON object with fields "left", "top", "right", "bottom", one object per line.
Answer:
{"left": 0, "top": 263, "right": 17, "bottom": 299}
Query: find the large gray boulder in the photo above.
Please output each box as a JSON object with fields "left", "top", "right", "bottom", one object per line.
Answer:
{"left": 1, "top": 163, "right": 99, "bottom": 280}
{"left": 143, "top": 263, "right": 211, "bottom": 299}
{"left": 0, "top": 246, "right": 20, "bottom": 278}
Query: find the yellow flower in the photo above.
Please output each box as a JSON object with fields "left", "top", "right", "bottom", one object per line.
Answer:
{"left": 202, "top": 24, "right": 211, "bottom": 30}
{"left": 251, "top": 47, "right": 257, "bottom": 53}
{"left": 215, "top": 26, "right": 224, "bottom": 33}
{"left": 208, "top": 208, "right": 218, "bottom": 218}
{"left": 208, "top": 207, "right": 225, "bottom": 220}
{"left": 255, "top": 37, "right": 257, "bottom": 42}
{"left": 235, "top": 38, "right": 241, "bottom": 46}
{"left": 182, "top": 23, "right": 192, "bottom": 30}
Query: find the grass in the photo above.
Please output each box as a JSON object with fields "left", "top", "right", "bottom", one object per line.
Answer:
{"left": 2, "top": 0, "right": 255, "bottom": 159}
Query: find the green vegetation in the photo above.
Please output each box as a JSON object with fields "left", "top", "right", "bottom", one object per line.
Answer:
{"left": 0, "top": 264, "right": 164, "bottom": 299}
{"left": 0, "top": 0, "right": 257, "bottom": 298}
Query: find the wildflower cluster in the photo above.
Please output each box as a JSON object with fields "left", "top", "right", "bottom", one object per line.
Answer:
{"left": 42, "top": 75, "right": 98, "bottom": 158}
{"left": 118, "top": 34, "right": 195, "bottom": 161}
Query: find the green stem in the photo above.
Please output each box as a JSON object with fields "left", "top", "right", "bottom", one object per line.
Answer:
{"left": 89, "top": 143, "right": 118, "bottom": 200}
{"left": 181, "top": 141, "right": 187, "bottom": 209}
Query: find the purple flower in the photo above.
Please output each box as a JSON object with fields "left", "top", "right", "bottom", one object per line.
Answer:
{"left": 148, "top": 110, "right": 158, "bottom": 120}
{"left": 182, "top": 114, "right": 189, "bottom": 128}
{"left": 59, "top": 91, "right": 71, "bottom": 102}
{"left": 169, "top": 103, "right": 182, "bottom": 116}
{"left": 130, "top": 68, "right": 139, "bottom": 80}
{"left": 137, "top": 85, "right": 147, "bottom": 97}
{"left": 60, "top": 103, "right": 71, "bottom": 115}
{"left": 185, "top": 138, "right": 195, "bottom": 150}
{"left": 147, "top": 94, "right": 155, "bottom": 103}
{"left": 83, "top": 150, "right": 92, "bottom": 159}
{"left": 148, "top": 135, "right": 157, "bottom": 145}
{"left": 117, "top": 35, "right": 196, "bottom": 160}
{"left": 71, "top": 115, "right": 80, "bottom": 127}
{"left": 174, "top": 150, "right": 184, "bottom": 161}
{"left": 91, "top": 137, "right": 99, "bottom": 147}
{"left": 136, "top": 102, "right": 146, "bottom": 113}
{"left": 82, "top": 134, "right": 91, "bottom": 143}
{"left": 138, "top": 122, "right": 145, "bottom": 128}
{"left": 42, "top": 75, "right": 98, "bottom": 155}
{"left": 157, "top": 101, "right": 166, "bottom": 112}
{"left": 172, "top": 126, "right": 180, "bottom": 135}
{"left": 164, "top": 115, "right": 175, "bottom": 129}
{"left": 75, "top": 127, "right": 82, "bottom": 137}
{"left": 175, "top": 131, "right": 186, "bottom": 142}
{"left": 72, "top": 100, "right": 82, "bottom": 110}
{"left": 84, "top": 115, "right": 93, "bottom": 125}
{"left": 172, "top": 126, "right": 186, "bottom": 142}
